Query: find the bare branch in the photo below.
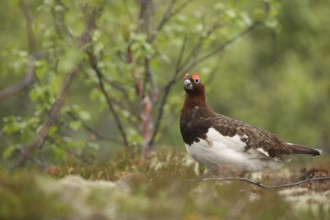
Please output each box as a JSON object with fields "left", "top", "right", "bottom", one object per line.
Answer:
{"left": 77, "top": 6, "right": 102, "bottom": 46}
{"left": 0, "top": 60, "right": 35, "bottom": 100}
{"left": 45, "top": 136, "right": 84, "bottom": 160}
{"left": 67, "top": 111, "right": 124, "bottom": 144}
{"left": 127, "top": 46, "right": 144, "bottom": 99}
{"left": 144, "top": 57, "right": 159, "bottom": 104}
{"left": 51, "top": 0, "right": 72, "bottom": 39}
{"left": 171, "top": 0, "right": 193, "bottom": 18}
{"left": 138, "top": 0, "right": 155, "bottom": 37}
{"left": 177, "top": 21, "right": 225, "bottom": 73}
{"left": 180, "top": 22, "right": 261, "bottom": 76}
{"left": 20, "top": 0, "right": 37, "bottom": 54}
{"left": 0, "top": 0, "right": 37, "bottom": 100}
{"left": 148, "top": 0, "right": 193, "bottom": 43}
{"left": 149, "top": 78, "right": 176, "bottom": 146}
{"left": 88, "top": 52, "right": 129, "bottom": 147}
{"left": 83, "top": 66, "right": 141, "bottom": 122}
{"left": 174, "top": 35, "right": 188, "bottom": 74}
{"left": 149, "top": 0, "right": 177, "bottom": 42}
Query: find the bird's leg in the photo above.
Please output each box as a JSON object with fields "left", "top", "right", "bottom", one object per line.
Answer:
{"left": 215, "top": 165, "right": 243, "bottom": 178}
{"left": 198, "top": 168, "right": 216, "bottom": 179}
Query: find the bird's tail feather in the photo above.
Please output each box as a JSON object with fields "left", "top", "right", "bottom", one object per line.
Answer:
{"left": 288, "top": 143, "right": 322, "bottom": 156}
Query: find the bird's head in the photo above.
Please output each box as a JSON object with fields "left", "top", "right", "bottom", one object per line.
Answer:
{"left": 183, "top": 72, "right": 205, "bottom": 96}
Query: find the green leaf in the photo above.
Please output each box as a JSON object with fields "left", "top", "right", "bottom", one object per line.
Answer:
{"left": 3, "top": 145, "right": 17, "bottom": 159}
{"left": 88, "top": 142, "right": 99, "bottom": 150}
{"left": 69, "top": 121, "right": 82, "bottom": 131}
{"left": 34, "top": 60, "right": 48, "bottom": 80}
{"left": 78, "top": 111, "right": 91, "bottom": 121}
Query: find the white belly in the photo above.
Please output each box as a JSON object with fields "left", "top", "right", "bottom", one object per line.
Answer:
{"left": 184, "top": 128, "right": 282, "bottom": 173}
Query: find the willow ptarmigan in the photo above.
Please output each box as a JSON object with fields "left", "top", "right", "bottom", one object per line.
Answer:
{"left": 180, "top": 73, "right": 321, "bottom": 173}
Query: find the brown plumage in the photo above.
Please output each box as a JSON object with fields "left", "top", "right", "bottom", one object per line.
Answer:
{"left": 180, "top": 72, "right": 321, "bottom": 173}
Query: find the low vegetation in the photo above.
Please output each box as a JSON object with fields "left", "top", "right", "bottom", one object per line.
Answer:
{"left": 1, "top": 147, "right": 329, "bottom": 220}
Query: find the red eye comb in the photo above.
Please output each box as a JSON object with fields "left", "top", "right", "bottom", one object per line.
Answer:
{"left": 191, "top": 72, "right": 200, "bottom": 81}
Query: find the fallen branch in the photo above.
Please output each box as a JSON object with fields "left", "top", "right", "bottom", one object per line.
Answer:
{"left": 265, "top": 176, "right": 330, "bottom": 189}
{"left": 189, "top": 177, "right": 270, "bottom": 189}
{"left": 189, "top": 176, "right": 330, "bottom": 190}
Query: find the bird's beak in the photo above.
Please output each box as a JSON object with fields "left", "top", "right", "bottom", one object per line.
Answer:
{"left": 184, "top": 78, "right": 193, "bottom": 90}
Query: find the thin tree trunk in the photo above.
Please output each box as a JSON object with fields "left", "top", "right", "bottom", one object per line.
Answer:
{"left": 141, "top": 95, "right": 153, "bottom": 158}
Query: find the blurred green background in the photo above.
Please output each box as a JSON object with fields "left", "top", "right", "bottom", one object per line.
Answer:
{"left": 0, "top": 0, "right": 329, "bottom": 168}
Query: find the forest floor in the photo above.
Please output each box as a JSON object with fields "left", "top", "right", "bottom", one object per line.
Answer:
{"left": 1, "top": 147, "right": 330, "bottom": 220}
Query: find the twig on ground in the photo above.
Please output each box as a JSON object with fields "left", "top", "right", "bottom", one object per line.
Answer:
{"left": 188, "top": 176, "right": 330, "bottom": 190}
{"left": 266, "top": 176, "right": 330, "bottom": 189}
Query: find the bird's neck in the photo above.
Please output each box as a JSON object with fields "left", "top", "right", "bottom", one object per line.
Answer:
{"left": 183, "top": 94, "right": 207, "bottom": 111}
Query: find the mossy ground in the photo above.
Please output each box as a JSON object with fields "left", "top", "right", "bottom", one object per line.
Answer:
{"left": 1, "top": 147, "right": 329, "bottom": 220}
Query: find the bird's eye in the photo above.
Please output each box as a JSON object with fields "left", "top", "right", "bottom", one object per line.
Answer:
{"left": 194, "top": 78, "right": 200, "bottom": 83}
